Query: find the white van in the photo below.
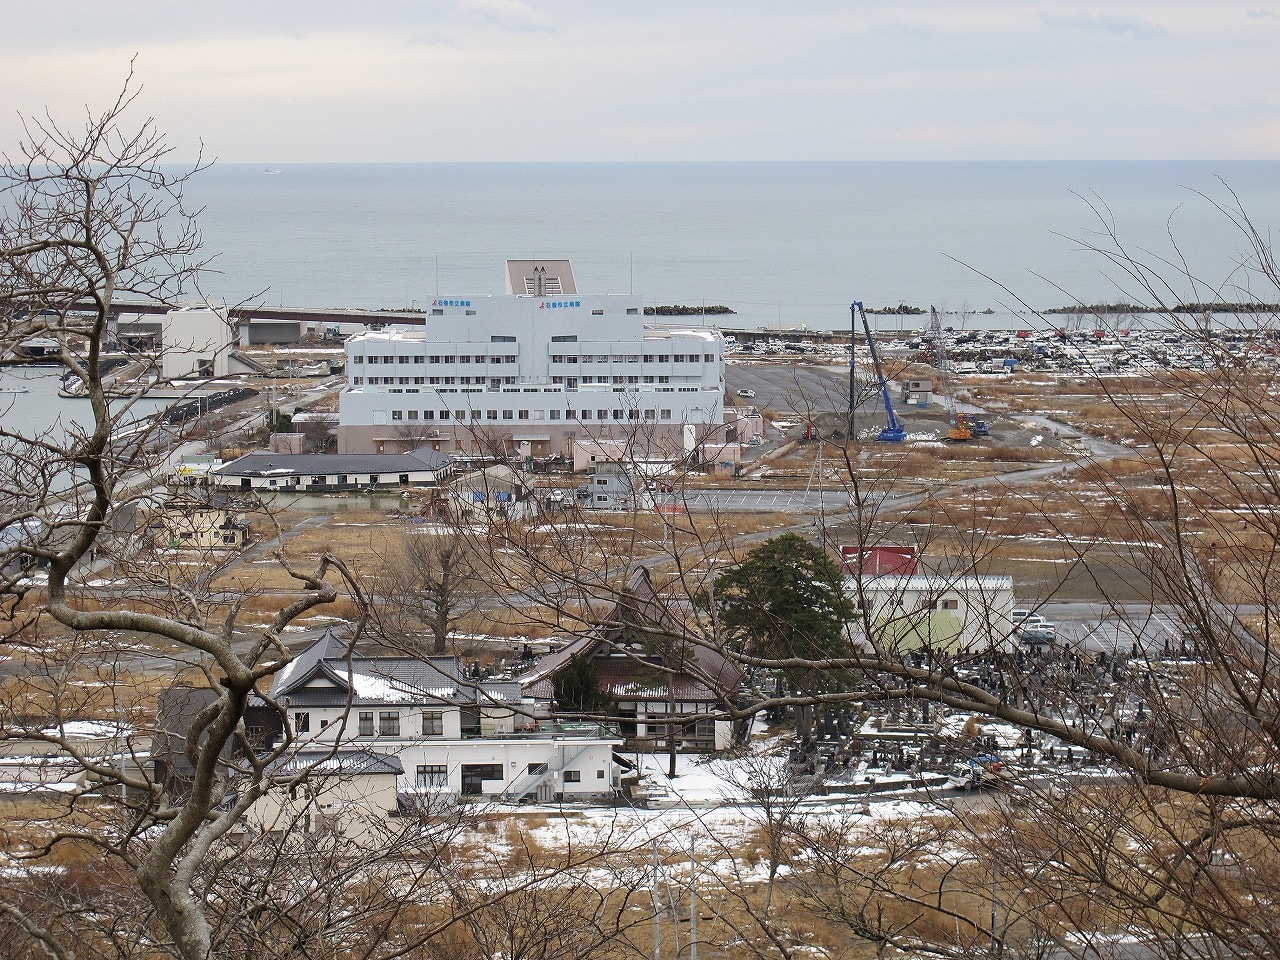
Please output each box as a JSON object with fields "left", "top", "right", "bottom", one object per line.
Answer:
{"left": 1013, "top": 609, "right": 1053, "bottom": 629}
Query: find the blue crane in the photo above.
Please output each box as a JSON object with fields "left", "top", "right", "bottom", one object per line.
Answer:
{"left": 852, "top": 301, "right": 907, "bottom": 442}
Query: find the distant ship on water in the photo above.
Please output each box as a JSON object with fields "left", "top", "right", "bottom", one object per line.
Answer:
{"left": 263, "top": 167, "right": 283, "bottom": 176}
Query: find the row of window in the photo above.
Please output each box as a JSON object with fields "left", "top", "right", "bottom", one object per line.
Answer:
{"left": 352, "top": 353, "right": 717, "bottom": 367}
{"left": 353, "top": 377, "right": 701, "bottom": 390}
{"left": 375, "top": 387, "right": 689, "bottom": 397}
{"left": 412, "top": 764, "right": 603, "bottom": 788}
{"left": 385, "top": 408, "right": 677, "bottom": 422}
{"left": 549, "top": 353, "right": 714, "bottom": 364}
{"left": 567, "top": 375, "right": 670, "bottom": 385}
{"left": 353, "top": 376, "right": 520, "bottom": 387}
{"left": 293, "top": 709, "right": 444, "bottom": 737}
{"left": 353, "top": 354, "right": 519, "bottom": 365}
{"left": 847, "top": 598, "right": 962, "bottom": 612}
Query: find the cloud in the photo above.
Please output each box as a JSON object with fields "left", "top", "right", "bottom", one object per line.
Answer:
{"left": 1037, "top": 10, "right": 1168, "bottom": 40}
{"left": 2, "top": 1, "right": 1276, "bottom": 162}
{"left": 455, "top": 0, "right": 553, "bottom": 33}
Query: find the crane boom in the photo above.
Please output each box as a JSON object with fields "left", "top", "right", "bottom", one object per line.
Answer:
{"left": 852, "top": 301, "right": 907, "bottom": 442}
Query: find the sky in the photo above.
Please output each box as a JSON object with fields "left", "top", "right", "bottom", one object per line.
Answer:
{"left": 3, "top": 1, "right": 1278, "bottom": 163}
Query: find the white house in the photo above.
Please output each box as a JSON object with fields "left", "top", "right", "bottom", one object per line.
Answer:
{"left": 142, "top": 497, "right": 250, "bottom": 550}
{"left": 336, "top": 260, "right": 726, "bottom": 459}
{"left": 244, "top": 749, "right": 405, "bottom": 843}
{"left": 580, "top": 462, "right": 639, "bottom": 510}
{"left": 849, "top": 574, "right": 1015, "bottom": 655}
{"left": 271, "top": 632, "right": 622, "bottom": 803}
{"left": 448, "top": 464, "right": 535, "bottom": 521}
{"left": 900, "top": 377, "right": 934, "bottom": 407}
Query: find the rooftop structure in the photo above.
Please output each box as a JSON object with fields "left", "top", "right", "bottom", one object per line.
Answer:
{"left": 505, "top": 259, "right": 577, "bottom": 296}
{"left": 210, "top": 448, "right": 454, "bottom": 493}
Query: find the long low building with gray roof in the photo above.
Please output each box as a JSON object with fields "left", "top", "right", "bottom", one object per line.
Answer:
{"left": 209, "top": 447, "right": 455, "bottom": 493}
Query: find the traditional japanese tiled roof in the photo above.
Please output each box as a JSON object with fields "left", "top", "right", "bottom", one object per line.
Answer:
{"left": 518, "top": 567, "right": 744, "bottom": 704}
{"left": 271, "top": 630, "right": 519, "bottom": 707}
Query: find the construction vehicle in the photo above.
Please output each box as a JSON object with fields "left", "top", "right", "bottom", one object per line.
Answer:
{"left": 929, "top": 305, "right": 991, "bottom": 442}
{"left": 946, "top": 754, "right": 1013, "bottom": 790}
{"left": 945, "top": 412, "right": 991, "bottom": 441}
{"left": 947, "top": 412, "right": 973, "bottom": 443}
{"left": 852, "top": 301, "right": 907, "bottom": 442}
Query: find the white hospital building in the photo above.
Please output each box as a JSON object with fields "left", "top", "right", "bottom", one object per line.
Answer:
{"left": 336, "top": 260, "right": 726, "bottom": 458}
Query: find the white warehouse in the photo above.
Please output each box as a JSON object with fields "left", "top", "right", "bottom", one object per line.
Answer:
{"left": 337, "top": 260, "right": 726, "bottom": 457}
{"left": 849, "top": 574, "right": 1016, "bottom": 655}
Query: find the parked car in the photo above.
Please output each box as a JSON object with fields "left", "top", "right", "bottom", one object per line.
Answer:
{"left": 1013, "top": 610, "right": 1055, "bottom": 634}
{"left": 1018, "top": 626, "right": 1057, "bottom": 644}
{"left": 737, "top": 388, "right": 756, "bottom": 398}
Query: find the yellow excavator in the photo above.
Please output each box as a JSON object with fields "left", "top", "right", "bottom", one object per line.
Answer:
{"left": 947, "top": 412, "right": 973, "bottom": 443}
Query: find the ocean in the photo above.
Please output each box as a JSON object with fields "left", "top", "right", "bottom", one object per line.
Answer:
{"left": 181, "top": 161, "right": 1280, "bottom": 332}
{"left": 6, "top": 161, "right": 1280, "bottom": 452}
{"left": 7, "top": 160, "right": 1280, "bottom": 429}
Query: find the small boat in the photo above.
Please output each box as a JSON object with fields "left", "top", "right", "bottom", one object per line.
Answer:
{"left": 263, "top": 167, "right": 283, "bottom": 176}
{"left": 0, "top": 386, "right": 29, "bottom": 394}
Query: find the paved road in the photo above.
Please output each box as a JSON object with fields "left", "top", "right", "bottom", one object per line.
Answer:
{"left": 680, "top": 489, "right": 854, "bottom": 512}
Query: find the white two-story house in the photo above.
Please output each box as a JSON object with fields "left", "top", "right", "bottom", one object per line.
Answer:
{"left": 271, "top": 631, "right": 621, "bottom": 804}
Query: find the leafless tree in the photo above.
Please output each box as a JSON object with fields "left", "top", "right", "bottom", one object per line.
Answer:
{"left": 370, "top": 522, "right": 489, "bottom": 655}
{"left": 0, "top": 74, "right": 377, "bottom": 960}
{"left": 711, "top": 747, "right": 816, "bottom": 918}
{"left": 445, "top": 189, "right": 1280, "bottom": 958}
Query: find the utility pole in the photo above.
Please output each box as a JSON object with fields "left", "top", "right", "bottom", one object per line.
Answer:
{"left": 991, "top": 861, "right": 1001, "bottom": 958}
{"left": 652, "top": 841, "right": 662, "bottom": 960}
{"left": 848, "top": 301, "right": 859, "bottom": 443}
{"left": 688, "top": 838, "right": 698, "bottom": 960}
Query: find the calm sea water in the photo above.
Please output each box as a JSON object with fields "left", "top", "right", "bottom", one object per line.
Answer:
{"left": 7, "top": 161, "right": 1280, "bottom": 440}
{"left": 182, "top": 161, "right": 1280, "bottom": 332}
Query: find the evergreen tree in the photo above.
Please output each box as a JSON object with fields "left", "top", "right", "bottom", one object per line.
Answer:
{"left": 553, "top": 653, "right": 616, "bottom": 714}
{"left": 715, "top": 533, "right": 851, "bottom": 663}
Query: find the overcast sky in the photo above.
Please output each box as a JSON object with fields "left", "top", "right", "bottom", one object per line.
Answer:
{"left": 4, "top": 1, "right": 1277, "bottom": 163}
